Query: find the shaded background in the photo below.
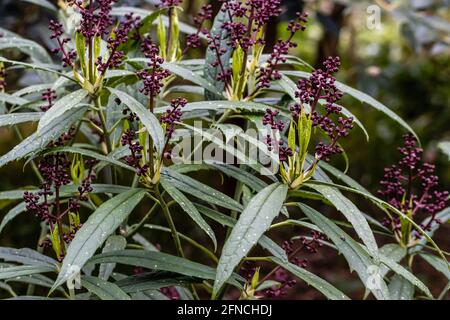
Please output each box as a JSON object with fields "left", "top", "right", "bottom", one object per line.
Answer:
{"left": 0, "top": 0, "right": 449, "bottom": 299}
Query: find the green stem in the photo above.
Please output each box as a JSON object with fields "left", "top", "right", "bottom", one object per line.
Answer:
{"left": 154, "top": 187, "right": 184, "bottom": 258}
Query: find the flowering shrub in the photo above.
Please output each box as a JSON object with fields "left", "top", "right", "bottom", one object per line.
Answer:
{"left": 0, "top": 0, "right": 448, "bottom": 301}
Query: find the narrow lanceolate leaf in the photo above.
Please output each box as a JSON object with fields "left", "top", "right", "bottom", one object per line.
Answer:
{"left": 0, "top": 265, "right": 55, "bottom": 280}
{"left": 43, "top": 146, "right": 135, "bottom": 172}
{"left": 160, "top": 177, "right": 217, "bottom": 250}
{"left": 98, "top": 236, "right": 127, "bottom": 281}
{"left": 388, "top": 274, "right": 414, "bottom": 300}
{"left": 213, "top": 183, "right": 288, "bottom": 297}
{"left": 0, "top": 247, "right": 57, "bottom": 267}
{"left": 298, "top": 203, "right": 390, "bottom": 300}
{"left": 204, "top": 3, "right": 233, "bottom": 100}
{"left": 107, "top": 87, "right": 164, "bottom": 154}
{"left": 0, "top": 112, "right": 42, "bottom": 127}
{"left": 195, "top": 204, "right": 287, "bottom": 262}
{"left": 163, "top": 62, "right": 222, "bottom": 96}
{"left": 38, "top": 89, "right": 88, "bottom": 131}
{"left": 270, "top": 257, "right": 349, "bottom": 300}
{"left": 81, "top": 276, "right": 131, "bottom": 300}
{"left": 0, "top": 93, "right": 29, "bottom": 106}
{"left": 0, "top": 202, "right": 26, "bottom": 234}
{"left": 419, "top": 254, "right": 450, "bottom": 280}
{"left": 51, "top": 189, "right": 146, "bottom": 292}
{"left": 0, "top": 106, "right": 88, "bottom": 168}
{"left": 377, "top": 253, "right": 432, "bottom": 298}
{"left": 116, "top": 273, "right": 191, "bottom": 294}
{"left": 161, "top": 168, "right": 243, "bottom": 212}
{"left": 305, "top": 182, "right": 379, "bottom": 259}
{"left": 88, "top": 250, "right": 244, "bottom": 288}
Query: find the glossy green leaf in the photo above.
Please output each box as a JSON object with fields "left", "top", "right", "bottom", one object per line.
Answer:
{"left": 160, "top": 178, "right": 217, "bottom": 250}
{"left": 88, "top": 250, "right": 244, "bottom": 287}
{"left": 388, "top": 274, "right": 414, "bottom": 300}
{"left": 0, "top": 247, "right": 57, "bottom": 267}
{"left": 51, "top": 189, "right": 146, "bottom": 292}
{"left": 81, "top": 275, "right": 131, "bottom": 300}
{"left": 98, "top": 236, "right": 127, "bottom": 281}
{"left": 298, "top": 203, "right": 390, "bottom": 300}
{"left": 161, "top": 168, "right": 242, "bottom": 212}
{"left": 0, "top": 112, "right": 42, "bottom": 127}
{"left": 0, "top": 265, "right": 55, "bottom": 281}
{"left": 0, "top": 106, "right": 88, "bottom": 168}
{"left": 213, "top": 183, "right": 287, "bottom": 297}
{"left": 107, "top": 87, "right": 164, "bottom": 154}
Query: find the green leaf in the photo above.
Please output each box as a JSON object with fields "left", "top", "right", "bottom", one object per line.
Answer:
{"left": 0, "top": 112, "right": 42, "bottom": 127}
{"left": 88, "top": 250, "right": 244, "bottom": 287}
{"left": 213, "top": 183, "right": 288, "bottom": 297}
{"left": 282, "top": 70, "right": 418, "bottom": 140}
{"left": 195, "top": 204, "right": 287, "bottom": 262}
{"left": 107, "top": 87, "right": 165, "bottom": 154}
{"left": 377, "top": 253, "right": 432, "bottom": 298}
{"left": 305, "top": 182, "right": 379, "bottom": 259}
{"left": 0, "top": 247, "right": 57, "bottom": 267}
{"left": 0, "top": 265, "right": 55, "bottom": 281}
{"left": 0, "top": 93, "right": 29, "bottom": 106}
{"left": 209, "top": 164, "right": 267, "bottom": 192}
{"left": 160, "top": 178, "right": 217, "bottom": 250}
{"left": 270, "top": 257, "right": 349, "bottom": 300}
{"left": 0, "top": 106, "right": 88, "bottom": 168}
{"left": 75, "top": 32, "right": 87, "bottom": 76}
{"left": 81, "top": 275, "right": 131, "bottom": 300}
{"left": 42, "top": 146, "right": 135, "bottom": 172}
{"left": 298, "top": 203, "right": 390, "bottom": 300}
{"left": 98, "top": 236, "right": 127, "bottom": 281}
{"left": 388, "top": 274, "right": 414, "bottom": 300}
{"left": 51, "top": 189, "right": 146, "bottom": 292}
{"left": 37, "top": 89, "right": 88, "bottom": 131}
{"left": 0, "top": 35, "right": 52, "bottom": 63}
{"left": 0, "top": 202, "right": 26, "bottom": 234}
{"left": 161, "top": 168, "right": 242, "bottom": 212}
{"left": 419, "top": 253, "right": 450, "bottom": 280}
{"left": 0, "top": 57, "right": 72, "bottom": 81}
{"left": 115, "top": 272, "right": 192, "bottom": 293}
{"left": 204, "top": 4, "right": 233, "bottom": 100}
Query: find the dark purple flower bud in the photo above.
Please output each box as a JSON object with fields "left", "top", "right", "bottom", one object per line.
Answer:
{"left": 41, "top": 89, "right": 57, "bottom": 112}
{"left": 378, "top": 134, "right": 449, "bottom": 237}
{"left": 161, "top": 97, "right": 187, "bottom": 139}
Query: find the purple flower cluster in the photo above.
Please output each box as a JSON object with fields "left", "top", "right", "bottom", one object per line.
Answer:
{"left": 49, "top": 20, "right": 77, "bottom": 67}
{"left": 121, "top": 129, "right": 148, "bottom": 176}
{"left": 70, "top": 0, "right": 118, "bottom": 40}
{"left": 221, "top": 0, "right": 282, "bottom": 50}
{"left": 161, "top": 97, "right": 187, "bottom": 139}
{"left": 378, "top": 134, "right": 449, "bottom": 236}
{"left": 23, "top": 155, "right": 94, "bottom": 260}
{"left": 185, "top": 4, "right": 213, "bottom": 51}
{"left": 206, "top": 32, "right": 231, "bottom": 84}
{"left": 157, "top": 0, "right": 183, "bottom": 7}
{"left": 262, "top": 108, "right": 293, "bottom": 162}
{"left": 137, "top": 36, "right": 171, "bottom": 101}
{"left": 257, "top": 12, "right": 308, "bottom": 89}
{"left": 40, "top": 89, "right": 57, "bottom": 112}
{"left": 96, "top": 13, "right": 141, "bottom": 73}
{"left": 293, "top": 56, "right": 353, "bottom": 161}
{"left": 241, "top": 230, "right": 326, "bottom": 298}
